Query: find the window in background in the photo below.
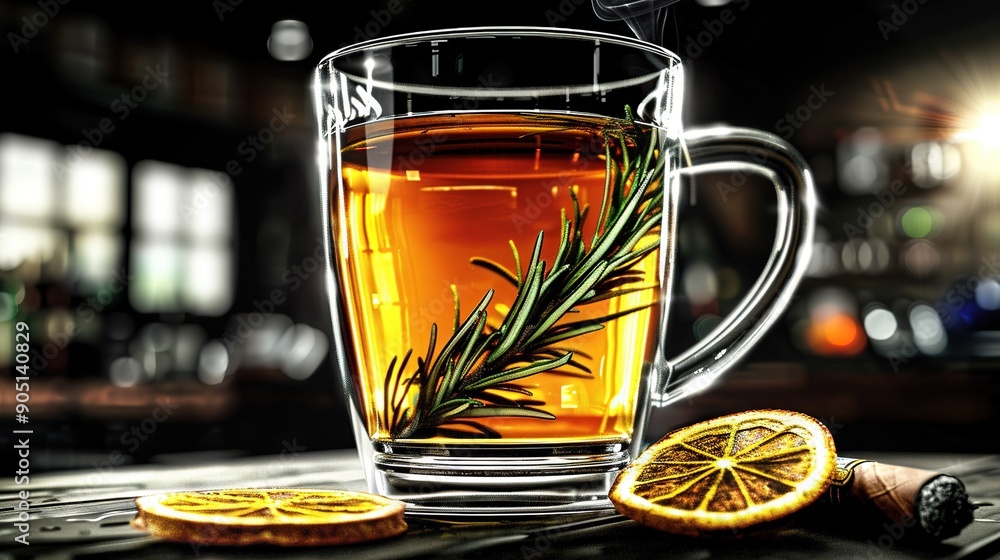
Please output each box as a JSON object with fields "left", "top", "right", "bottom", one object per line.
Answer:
{"left": 130, "top": 160, "right": 234, "bottom": 316}
{"left": 0, "top": 134, "right": 126, "bottom": 288}
{"left": 0, "top": 133, "right": 127, "bottom": 371}
{"left": 65, "top": 148, "right": 127, "bottom": 292}
{"left": 0, "top": 134, "right": 61, "bottom": 279}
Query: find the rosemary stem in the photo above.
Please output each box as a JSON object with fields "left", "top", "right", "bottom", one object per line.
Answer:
{"left": 384, "top": 113, "right": 662, "bottom": 439}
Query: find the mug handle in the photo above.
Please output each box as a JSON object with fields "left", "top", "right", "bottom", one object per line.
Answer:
{"left": 651, "top": 126, "right": 817, "bottom": 407}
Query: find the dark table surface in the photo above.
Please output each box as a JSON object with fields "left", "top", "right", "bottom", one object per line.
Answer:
{"left": 2, "top": 450, "right": 998, "bottom": 560}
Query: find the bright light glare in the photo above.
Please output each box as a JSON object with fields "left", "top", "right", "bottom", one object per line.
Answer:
{"left": 864, "top": 308, "right": 898, "bottom": 341}
{"left": 969, "top": 113, "right": 1000, "bottom": 148}
{"left": 911, "top": 142, "right": 961, "bottom": 188}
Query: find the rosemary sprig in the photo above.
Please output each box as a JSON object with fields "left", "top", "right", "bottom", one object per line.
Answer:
{"left": 384, "top": 114, "right": 664, "bottom": 439}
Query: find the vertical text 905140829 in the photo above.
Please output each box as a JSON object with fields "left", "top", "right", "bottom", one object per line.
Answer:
{"left": 13, "top": 321, "right": 33, "bottom": 546}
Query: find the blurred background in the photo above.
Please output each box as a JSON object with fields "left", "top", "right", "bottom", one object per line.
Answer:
{"left": 0, "top": 0, "right": 997, "bottom": 474}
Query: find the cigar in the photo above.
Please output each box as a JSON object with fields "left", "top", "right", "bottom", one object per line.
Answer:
{"left": 822, "top": 457, "right": 976, "bottom": 540}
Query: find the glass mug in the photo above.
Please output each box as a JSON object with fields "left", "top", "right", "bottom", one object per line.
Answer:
{"left": 313, "top": 27, "right": 814, "bottom": 516}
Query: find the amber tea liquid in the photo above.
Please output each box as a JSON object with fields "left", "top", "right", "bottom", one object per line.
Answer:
{"left": 335, "top": 112, "right": 662, "bottom": 444}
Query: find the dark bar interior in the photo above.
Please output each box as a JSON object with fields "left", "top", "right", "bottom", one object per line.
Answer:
{"left": 1, "top": 0, "right": 997, "bottom": 466}
{"left": 0, "top": 0, "right": 997, "bottom": 556}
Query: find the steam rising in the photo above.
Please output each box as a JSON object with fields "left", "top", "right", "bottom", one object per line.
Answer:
{"left": 591, "top": 0, "right": 684, "bottom": 45}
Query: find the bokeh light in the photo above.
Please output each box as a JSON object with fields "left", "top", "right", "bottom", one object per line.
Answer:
{"left": 0, "top": 292, "right": 16, "bottom": 322}
{"left": 807, "top": 241, "right": 840, "bottom": 277}
{"left": 64, "top": 148, "right": 125, "bottom": 227}
{"left": 863, "top": 307, "right": 898, "bottom": 341}
{"left": 278, "top": 324, "right": 329, "bottom": 380}
{"left": 911, "top": 142, "right": 961, "bottom": 188}
{"left": 198, "top": 340, "right": 231, "bottom": 385}
{"left": 683, "top": 261, "right": 718, "bottom": 306}
{"left": 267, "top": 20, "right": 313, "bottom": 62}
{"left": 910, "top": 304, "right": 948, "bottom": 355}
{"left": 0, "top": 134, "right": 57, "bottom": 220}
{"left": 693, "top": 313, "right": 722, "bottom": 340}
{"left": 109, "top": 356, "right": 143, "bottom": 387}
{"left": 899, "top": 206, "right": 937, "bottom": 238}
{"left": 976, "top": 279, "right": 1000, "bottom": 311}
{"left": 837, "top": 127, "right": 887, "bottom": 195}
{"left": 901, "top": 239, "right": 940, "bottom": 277}
{"left": 805, "top": 289, "right": 866, "bottom": 356}
{"left": 808, "top": 313, "right": 865, "bottom": 356}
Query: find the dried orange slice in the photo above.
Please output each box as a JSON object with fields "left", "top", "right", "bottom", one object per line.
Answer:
{"left": 610, "top": 409, "right": 836, "bottom": 536}
{"left": 131, "top": 488, "right": 407, "bottom": 546}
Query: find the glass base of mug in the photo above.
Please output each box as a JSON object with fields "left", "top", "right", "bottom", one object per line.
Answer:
{"left": 359, "top": 440, "right": 631, "bottom": 518}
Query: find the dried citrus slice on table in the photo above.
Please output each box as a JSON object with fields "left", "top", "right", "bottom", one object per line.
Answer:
{"left": 610, "top": 409, "right": 836, "bottom": 536}
{"left": 131, "top": 488, "right": 407, "bottom": 546}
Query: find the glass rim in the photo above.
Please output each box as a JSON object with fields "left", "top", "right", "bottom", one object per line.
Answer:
{"left": 316, "top": 25, "right": 681, "bottom": 68}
